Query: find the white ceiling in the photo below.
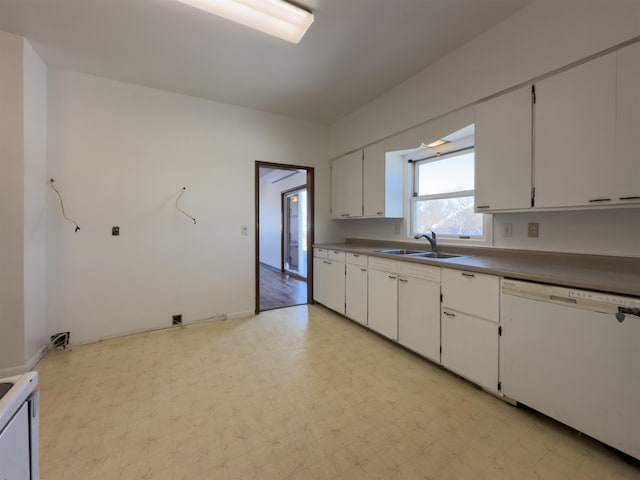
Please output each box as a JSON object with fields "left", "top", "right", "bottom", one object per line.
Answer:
{"left": 0, "top": 0, "right": 533, "bottom": 124}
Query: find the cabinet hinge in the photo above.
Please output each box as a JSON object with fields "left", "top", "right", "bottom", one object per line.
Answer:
{"left": 440, "top": 346, "right": 442, "bottom": 353}
{"left": 532, "top": 85, "right": 536, "bottom": 104}
{"left": 498, "top": 381, "right": 502, "bottom": 391}
{"left": 531, "top": 187, "right": 535, "bottom": 208}
{"left": 498, "top": 326, "right": 502, "bottom": 336}
{"left": 440, "top": 293, "right": 443, "bottom": 302}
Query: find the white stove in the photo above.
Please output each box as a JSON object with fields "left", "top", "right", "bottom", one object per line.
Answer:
{"left": 0, "top": 371, "right": 39, "bottom": 480}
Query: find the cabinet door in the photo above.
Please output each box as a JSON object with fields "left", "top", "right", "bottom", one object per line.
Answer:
{"left": 363, "top": 143, "right": 403, "bottom": 218}
{"left": 346, "top": 263, "right": 368, "bottom": 325}
{"left": 331, "top": 151, "right": 362, "bottom": 218}
{"left": 324, "top": 260, "right": 346, "bottom": 314}
{"left": 475, "top": 86, "right": 532, "bottom": 211}
{"left": 368, "top": 269, "right": 398, "bottom": 340}
{"left": 534, "top": 53, "right": 617, "bottom": 208}
{"left": 398, "top": 276, "right": 440, "bottom": 362}
{"left": 313, "top": 257, "right": 328, "bottom": 305}
{"left": 441, "top": 309, "right": 499, "bottom": 392}
{"left": 615, "top": 43, "right": 640, "bottom": 204}
{"left": 0, "top": 403, "right": 30, "bottom": 480}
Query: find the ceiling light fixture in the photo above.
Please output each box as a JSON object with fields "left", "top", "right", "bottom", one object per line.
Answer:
{"left": 176, "top": 0, "right": 314, "bottom": 44}
{"left": 422, "top": 139, "right": 449, "bottom": 148}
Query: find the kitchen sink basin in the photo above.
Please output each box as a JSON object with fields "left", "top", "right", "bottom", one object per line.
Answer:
{"left": 408, "top": 252, "right": 463, "bottom": 259}
{"left": 376, "top": 249, "right": 463, "bottom": 259}
{"left": 376, "top": 249, "right": 428, "bottom": 255}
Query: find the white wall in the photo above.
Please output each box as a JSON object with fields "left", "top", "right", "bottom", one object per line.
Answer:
{"left": 23, "top": 39, "right": 48, "bottom": 367}
{"left": 47, "top": 69, "right": 340, "bottom": 344}
{"left": 330, "top": 0, "right": 640, "bottom": 157}
{"left": 0, "top": 30, "right": 25, "bottom": 375}
{"left": 259, "top": 171, "right": 306, "bottom": 270}
{"left": 333, "top": 0, "right": 640, "bottom": 258}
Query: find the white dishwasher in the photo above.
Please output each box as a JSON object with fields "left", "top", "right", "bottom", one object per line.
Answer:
{"left": 501, "top": 279, "right": 640, "bottom": 460}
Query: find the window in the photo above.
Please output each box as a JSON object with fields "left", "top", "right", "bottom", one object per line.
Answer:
{"left": 411, "top": 148, "right": 488, "bottom": 241}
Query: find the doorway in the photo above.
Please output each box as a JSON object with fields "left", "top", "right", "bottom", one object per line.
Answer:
{"left": 255, "top": 161, "right": 314, "bottom": 313}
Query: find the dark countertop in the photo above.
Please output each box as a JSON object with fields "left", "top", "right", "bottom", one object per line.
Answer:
{"left": 314, "top": 240, "right": 640, "bottom": 297}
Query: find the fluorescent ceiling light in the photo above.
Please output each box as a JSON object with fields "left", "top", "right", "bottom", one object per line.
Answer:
{"left": 176, "top": 0, "right": 314, "bottom": 44}
{"left": 422, "top": 139, "right": 449, "bottom": 148}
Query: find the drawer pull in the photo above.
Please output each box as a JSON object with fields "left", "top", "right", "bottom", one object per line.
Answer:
{"left": 476, "top": 205, "right": 490, "bottom": 209}
{"left": 461, "top": 272, "right": 475, "bottom": 278}
{"left": 620, "top": 196, "right": 640, "bottom": 201}
{"left": 376, "top": 211, "right": 384, "bottom": 215}
{"left": 388, "top": 275, "right": 397, "bottom": 280}
{"left": 352, "top": 254, "right": 359, "bottom": 257}
{"left": 589, "top": 198, "right": 611, "bottom": 203}
{"left": 341, "top": 213, "right": 351, "bottom": 217}
{"left": 360, "top": 268, "right": 367, "bottom": 272}
{"left": 333, "top": 251, "right": 340, "bottom": 254}
{"left": 398, "top": 278, "right": 408, "bottom": 283}
{"left": 323, "top": 261, "right": 331, "bottom": 265}
{"left": 443, "top": 311, "right": 456, "bottom": 318}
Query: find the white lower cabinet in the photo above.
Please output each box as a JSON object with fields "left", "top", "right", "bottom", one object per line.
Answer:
{"left": 441, "top": 310, "right": 499, "bottom": 392}
{"left": 367, "top": 267, "right": 398, "bottom": 340}
{"left": 345, "top": 259, "right": 368, "bottom": 325}
{"left": 441, "top": 268, "right": 500, "bottom": 393}
{"left": 397, "top": 264, "right": 441, "bottom": 362}
{"left": 313, "top": 254, "right": 345, "bottom": 315}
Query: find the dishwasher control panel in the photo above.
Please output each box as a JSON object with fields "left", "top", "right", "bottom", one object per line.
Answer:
{"left": 569, "top": 289, "right": 640, "bottom": 308}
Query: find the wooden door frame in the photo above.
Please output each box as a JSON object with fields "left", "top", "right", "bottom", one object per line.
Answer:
{"left": 255, "top": 161, "right": 314, "bottom": 314}
{"left": 281, "top": 184, "right": 307, "bottom": 277}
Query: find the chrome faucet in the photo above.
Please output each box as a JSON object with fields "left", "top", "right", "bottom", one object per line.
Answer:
{"left": 414, "top": 230, "right": 438, "bottom": 252}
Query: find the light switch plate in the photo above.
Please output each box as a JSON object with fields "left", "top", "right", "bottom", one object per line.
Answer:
{"left": 503, "top": 223, "right": 513, "bottom": 237}
{"left": 241, "top": 225, "right": 248, "bottom": 236}
{"left": 528, "top": 222, "right": 539, "bottom": 238}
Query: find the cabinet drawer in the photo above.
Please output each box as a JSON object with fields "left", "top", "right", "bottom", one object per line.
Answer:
{"left": 442, "top": 269, "right": 499, "bottom": 322}
{"left": 346, "top": 253, "right": 367, "bottom": 266}
{"left": 398, "top": 262, "right": 441, "bottom": 282}
{"left": 368, "top": 257, "right": 398, "bottom": 273}
{"left": 314, "top": 248, "right": 328, "bottom": 259}
{"left": 328, "top": 250, "right": 346, "bottom": 262}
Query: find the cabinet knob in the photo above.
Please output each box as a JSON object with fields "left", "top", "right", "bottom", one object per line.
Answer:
{"left": 476, "top": 205, "right": 490, "bottom": 209}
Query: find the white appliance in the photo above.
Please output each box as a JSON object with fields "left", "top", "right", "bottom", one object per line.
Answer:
{"left": 500, "top": 279, "right": 640, "bottom": 460}
{"left": 0, "top": 372, "right": 39, "bottom": 480}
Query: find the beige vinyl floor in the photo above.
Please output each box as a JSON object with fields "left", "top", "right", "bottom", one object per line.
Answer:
{"left": 36, "top": 305, "right": 640, "bottom": 480}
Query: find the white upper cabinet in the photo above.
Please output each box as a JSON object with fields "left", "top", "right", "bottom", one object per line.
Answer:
{"left": 475, "top": 86, "right": 533, "bottom": 211}
{"left": 615, "top": 42, "right": 640, "bottom": 204}
{"left": 363, "top": 142, "right": 403, "bottom": 218}
{"left": 331, "top": 150, "right": 362, "bottom": 218}
{"left": 534, "top": 53, "right": 617, "bottom": 208}
{"left": 331, "top": 142, "right": 403, "bottom": 220}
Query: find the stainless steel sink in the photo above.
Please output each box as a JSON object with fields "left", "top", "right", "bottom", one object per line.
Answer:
{"left": 376, "top": 248, "right": 463, "bottom": 259}
{"left": 376, "top": 249, "right": 428, "bottom": 255}
{"left": 408, "top": 252, "right": 463, "bottom": 259}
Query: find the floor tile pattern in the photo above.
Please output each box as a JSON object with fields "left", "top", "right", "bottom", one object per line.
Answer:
{"left": 36, "top": 305, "right": 640, "bottom": 479}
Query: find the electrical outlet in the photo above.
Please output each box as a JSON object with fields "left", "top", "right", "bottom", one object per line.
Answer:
{"left": 528, "top": 222, "right": 539, "bottom": 238}
{"left": 241, "top": 225, "right": 248, "bottom": 236}
{"left": 112, "top": 226, "right": 120, "bottom": 236}
{"left": 503, "top": 223, "right": 513, "bottom": 237}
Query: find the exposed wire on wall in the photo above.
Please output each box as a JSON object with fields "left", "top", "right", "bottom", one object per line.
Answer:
{"left": 176, "top": 187, "right": 196, "bottom": 224}
{"left": 49, "top": 179, "right": 80, "bottom": 232}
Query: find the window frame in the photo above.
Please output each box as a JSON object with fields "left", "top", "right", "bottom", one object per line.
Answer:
{"left": 410, "top": 147, "right": 492, "bottom": 245}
